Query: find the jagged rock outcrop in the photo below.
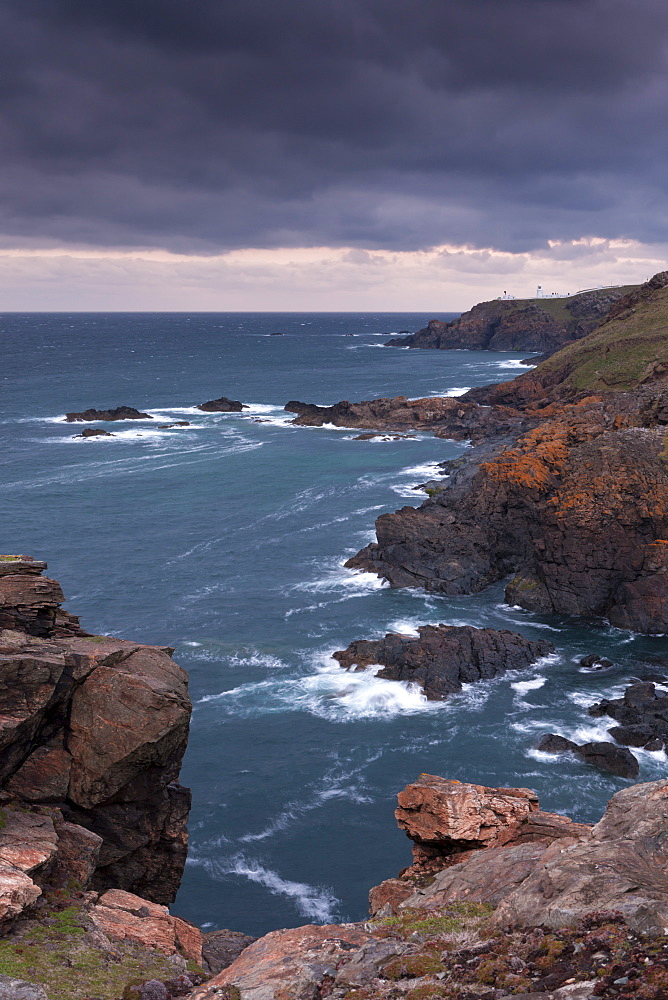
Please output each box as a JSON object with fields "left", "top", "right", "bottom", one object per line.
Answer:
{"left": 536, "top": 735, "right": 640, "bottom": 778}
{"left": 285, "top": 395, "right": 524, "bottom": 443}
{"left": 190, "top": 779, "right": 668, "bottom": 1000}
{"left": 372, "top": 776, "right": 668, "bottom": 936}
{"left": 386, "top": 286, "right": 633, "bottom": 354}
{"left": 333, "top": 625, "right": 553, "bottom": 700}
{"left": 0, "top": 559, "right": 192, "bottom": 908}
{"left": 65, "top": 406, "right": 152, "bottom": 421}
{"left": 90, "top": 889, "right": 202, "bottom": 964}
{"left": 197, "top": 396, "right": 247, "bottom": 412}
{"left": 589, "top": 680, "right": 668, "bottom": 751}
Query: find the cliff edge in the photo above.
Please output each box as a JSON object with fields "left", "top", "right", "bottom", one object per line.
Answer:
{"left": 386, "top": 285, "right": 635, "bottom": 355}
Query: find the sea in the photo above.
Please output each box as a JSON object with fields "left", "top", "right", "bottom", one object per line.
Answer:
{"left": 2, "top": 312, "right": 666, "bottom": 937}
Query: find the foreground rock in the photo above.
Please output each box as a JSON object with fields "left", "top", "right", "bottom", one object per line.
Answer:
{"left": 197, "top": 396, "right": 247, "bottom": 412}
{"left": 333, "top": 625, "right": 553, "bottom": 700}
{"left": 386, "top": 285, "right": 633, "bottom": 354}
{"left": 536, "top": 735, "right": 640, "bottom": 778}
{"left": 65, "top": 406, "right": 152, "bottom": 421}
{"left": 0, "top": 559, "right": 192, "bottom": 908}
{"left": 190, "top": 778, "right": 668, "bottom": 1000}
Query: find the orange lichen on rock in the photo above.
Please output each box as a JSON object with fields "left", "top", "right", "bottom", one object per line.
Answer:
{"left": 481, "top": 422, "right": 572, "bottom": 490}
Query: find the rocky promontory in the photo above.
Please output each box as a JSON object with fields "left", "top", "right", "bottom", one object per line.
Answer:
{"left": 344, "top": 272, "right": 668, "bottom": 634}
{"left": 333, "top": 625, "right": 553, "bottom": 700}
{"left": 190, "top": 776, "right": 668, "bottom": 1000}
{"left": 285, "top": 396, "right": 525, "bottom": 444}
{"left": 386, "top": 285, "right": 634, "bottom": 355}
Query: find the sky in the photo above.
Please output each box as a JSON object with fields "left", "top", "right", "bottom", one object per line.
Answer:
{"left": 1, "top": 0, "right": 667, "bottom": 310}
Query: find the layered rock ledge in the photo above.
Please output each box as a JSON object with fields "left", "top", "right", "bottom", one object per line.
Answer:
{"left": 0, "top": 558, "right": 192, "bottom": 911}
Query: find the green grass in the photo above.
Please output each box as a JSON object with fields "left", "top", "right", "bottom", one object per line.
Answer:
{"left": 0, "top": 905, "right": 203, "bottom": 1000}
{"left": 534, "top": 283, "right": 668, "bottom": 393}
{"left": 376, "top": 902, "right": 494, "bottom": 938}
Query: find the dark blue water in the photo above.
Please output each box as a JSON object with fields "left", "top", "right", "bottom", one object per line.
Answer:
{"left": 2, "top": 313, "right": 666, "bottom": 937}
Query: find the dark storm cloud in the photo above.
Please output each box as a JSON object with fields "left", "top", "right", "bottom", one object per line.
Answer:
{"left": 1, "top": 0, "right": 667, "bottom": 251}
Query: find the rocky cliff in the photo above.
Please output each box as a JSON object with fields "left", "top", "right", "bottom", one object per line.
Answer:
{"left": 189, "top": 776, "right": 668, "bottom": 1000}
{"left": 386, "top": 285, "right": 635, "bottom": 354}
{"left": 0, "top": 556, "right": 192, "bottom": 907}
{"left": 346, "top": 273, "right": 668, "bottom": 633}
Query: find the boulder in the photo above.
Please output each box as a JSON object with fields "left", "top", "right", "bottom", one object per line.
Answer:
{"left": 333, "top": 625, "right": 553, "bottom": 701}
{"left": 589, "top": 681, "right": 668, "bottom": 751}
{"left": 77, "top": 428, "right": 114, "bottom": 437}
{"left": 65, "top": 406, "right": 152, "bottom": 421}
{"left": 0, "top": 865, "right": 41, "bottom": 923}
{"left": 196, "top": 397, "right": 247, "bottom": 412}
{"left": 201, "top": 928, "right": 257, "bottom": 976}
{"left": 89, "top": 888, "right": 202, "bottom": 963}
{"left": 537, "top": 734, "right": 640, "bottom": 777}
{"left": 0, "top": 810, "right": 58, "bottom": 879}
{"left": 186, "top": 923, "right": 371, "bottom": 1000}
{"left": 0, "top": 976, "right": 50, "bottom": 1000}
{"left": 50, "top": 821, "right": 103, "bottom": 887}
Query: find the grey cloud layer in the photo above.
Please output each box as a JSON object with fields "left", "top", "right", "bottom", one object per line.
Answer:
{"left": 2, "top": 0, "right": 667, "bottom": 251}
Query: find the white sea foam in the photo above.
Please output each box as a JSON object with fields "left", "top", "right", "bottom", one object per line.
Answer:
{"left": 296, "top": 655, "right": 440, "bottom": 721}
{"left": 224, "top": 858, "right": 339, "bottom": 922}
{"left": 187, "top": 854, "right": 339, "bottom": 922}
{"left": 385, "top": 619, "right": 421, "bottom": 637}
{"left": 444, "top": 387, "right": 471, "bottom": 396}
{"left": 294, "top": 562, "right": 388, "bottom": 596}
{"left": 511, "top": 677, "right": 547, "bottom": 696}
{"left": 495, "top": 359, "right": 532, "bottom": 370}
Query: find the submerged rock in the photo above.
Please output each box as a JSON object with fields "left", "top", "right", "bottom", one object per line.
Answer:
{"left": 196, "top": 396, "right": 247, "bottom": 412}
{"left": 537, "top": 733, "right": 640, "bottom": 777}
{"left": 333, "top": 624, "right": 553, "bottom": 701}
{"left": 65, "top": 406, "right": 152, "bottom": 421}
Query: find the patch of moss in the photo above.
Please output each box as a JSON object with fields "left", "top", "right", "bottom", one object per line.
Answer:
{"left": 0, "top": 555, "right": 21, "bottom": 561}
{"left": 79, "top": 635, "right": 111, "bottom": 642}
{"left": 0, "top": 904, "right": 203, "bottom": 1000}
{"left": 378, "top": 902, "right": 493, "bottom": 939}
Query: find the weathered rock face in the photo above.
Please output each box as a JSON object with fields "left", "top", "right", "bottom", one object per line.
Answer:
{"left": 386, "top": 287, "right": 632, "bottom": 354}
{"left": 90, "top": 888, "right": 202, "bottom": 964}
{"left": 347, "top": 392, "right": 668, "bottom": 633}
{"left": 369, "top": 776, "right": 668, "bottom": 940}
{"left": 197, "top": 396, "right": 247, "bottom": 412}
{"left": 0, "top": 560, "right": 192, "bottom": 907}
{"left": 285, "top": 395, "right": 524, "bottom": 443}
{"left": 65, "top": 406, "right": 152, "bottom": 421}
{"left": 187, "top": 923, "right": 373, "bottom": 1000}
{"left": 333, "top": 625, "right": 553, "bottom": 700}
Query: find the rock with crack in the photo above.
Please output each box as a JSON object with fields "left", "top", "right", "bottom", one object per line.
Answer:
{"left": 186, "top": 923, "right": 372, "bottom": 1000}
{"left": 89, "top": 888, "right": 202, "bottom": 964}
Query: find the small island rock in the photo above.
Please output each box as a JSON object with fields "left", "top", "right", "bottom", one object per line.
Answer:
{"left": 65, "top": 406, "right": 152, "bottom": 422}
{"left": 196, "top": 396, "right": 248, "bottom": 412}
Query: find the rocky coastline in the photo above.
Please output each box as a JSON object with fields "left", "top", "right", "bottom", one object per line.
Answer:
{"left": 339, "top": 273, "right": 668, "bottom": 634}
{"left": 385, "top": 286, "right": 634, "bottom": 355}
{"left": 4, "top": 275, "right": 668, "bottom": 999}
